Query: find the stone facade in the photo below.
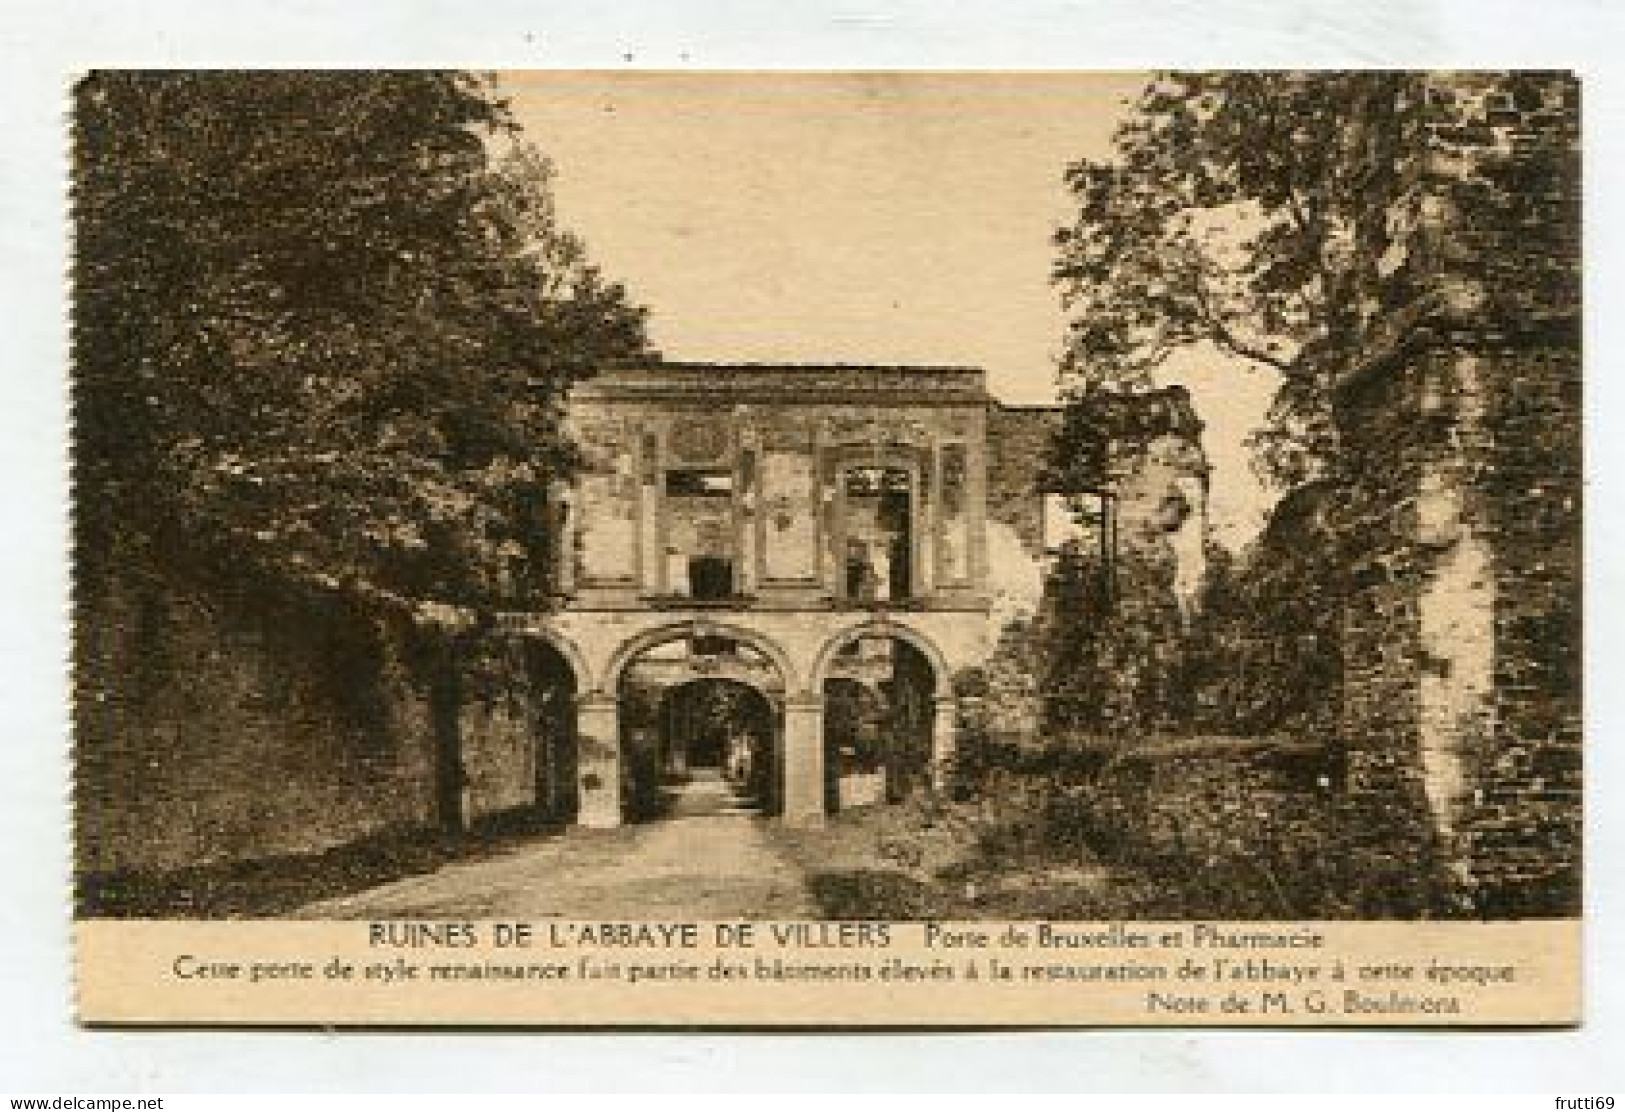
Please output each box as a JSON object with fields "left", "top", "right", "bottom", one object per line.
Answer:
{"left": 1335, "top": 73, "right": 1581, "bottom": 913}
{"left": 531, "top": 363, "right": 1007, "bottom": 826}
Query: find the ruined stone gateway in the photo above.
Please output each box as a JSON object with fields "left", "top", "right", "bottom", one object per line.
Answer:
{"left": 70, "top": 72, "right": 1581, "bottom": 926}
{"left": 512, "top": 362, "right": 1078, "bottom": 828}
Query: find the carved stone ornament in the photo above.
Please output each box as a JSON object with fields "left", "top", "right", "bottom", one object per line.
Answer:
{"left": 668, "top": 417, "right": 731, "bottom": 465}
{"left": 823, "top": 413, "right": 931, "bottom": 448}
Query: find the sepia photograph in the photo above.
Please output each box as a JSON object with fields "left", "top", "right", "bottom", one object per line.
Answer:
{"left": 71, "top": 70, "right": 1581, "bottom": 933}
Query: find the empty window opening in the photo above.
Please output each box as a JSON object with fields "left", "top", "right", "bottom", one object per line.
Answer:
{"left": 843, "top": 466, "right": 912, "bottom": 602}
{"left": 665, "top": 468, "right": 738, "bottom": 599}
{"left": 666, "top": 469, "right": 734, "bottom": 497}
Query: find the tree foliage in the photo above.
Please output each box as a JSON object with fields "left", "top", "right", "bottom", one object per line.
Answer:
{"left": 1182, "top": 483, "right": 1346, "bottom": 736}
{"left": 1043, "top": 385, "right": 1204, "bottom": 494}
{"left": 1053, "top": 72, "right": 1414, "bottom": 489}
{"left": 74, "top": 71, "right": 649, "bottom": 610}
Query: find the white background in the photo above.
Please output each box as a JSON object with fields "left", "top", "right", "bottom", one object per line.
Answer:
{"left": 2, "top": 0, "right": 1622, "bottom": 1093}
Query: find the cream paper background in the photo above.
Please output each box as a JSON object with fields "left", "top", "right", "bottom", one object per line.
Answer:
{"left": 7, "top": 0, "right": 1625, "bottom": 1092}
{"left": 76, "top": 920, "right": 1580, "bottom": 1028}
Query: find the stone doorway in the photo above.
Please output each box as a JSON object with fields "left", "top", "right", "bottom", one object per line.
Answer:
{"left": 615, "top": 634, "right": 786, "bottom": 822}
{"left": 821, "top": 633, "right": 937, "bottom": 812}
{"left": 523, "top": 638, "right": 579, "bottom": 823}
{"left": 660, "top": 679, "right": 779, "bottom": 818}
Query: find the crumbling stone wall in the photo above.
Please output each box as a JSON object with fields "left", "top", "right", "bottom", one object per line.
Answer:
{"left": 1102, "top": 393, "right": 1211, "bottom": 623}
{"left": 1335, "top": 73, "right": 1581, "bottom": 914}
{"left": 75, "top": 553, "right": 567, "bottom": 884}
{"left": 74, "top": 561, "right": 437, "bottom": 877}
{"left": 970, "top": 396, "right": 1211, "bottom": 745}
{"left": 985, "top": 405, "right": 1063, "bottom": 558}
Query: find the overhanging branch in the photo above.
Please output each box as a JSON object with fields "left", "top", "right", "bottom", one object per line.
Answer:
{"left": 1188, "top": 269, "right": 1297, "bottom": 373}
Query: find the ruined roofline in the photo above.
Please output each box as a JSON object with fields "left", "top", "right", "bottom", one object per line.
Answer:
{"left": 604, "top": 359, "right": 988, "bottom": 374}
{"left": 565, "top": 360, "right": 994, "bottom": 405}
{"left": 989, "top": 400, "right": 1065, "bottom": 413}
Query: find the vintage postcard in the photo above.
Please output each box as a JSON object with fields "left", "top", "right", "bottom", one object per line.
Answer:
{"left": 71, "top": 70, "right": 1581, "bottom": 1026}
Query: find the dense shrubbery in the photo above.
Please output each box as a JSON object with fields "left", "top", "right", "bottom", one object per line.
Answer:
{"left": 1019, "top": 478, "right": 1347, "bottom": 744}
{"left": 1028, "top": 546, "right": 1190, "bottom": 738}
{"left": 948, "top": 736, "right": 1460, "bottom": 919}
{"left": 1184, "top": 482, "right": 1348, "bottom": 739}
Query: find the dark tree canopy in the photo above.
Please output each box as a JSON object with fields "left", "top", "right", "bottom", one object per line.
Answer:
{"left": 1042, "top": 385, "right": 1204, "bottom": 494}
{"left": 1052, "top": 72, "right": 1415, "bottom": 490}
{"left": 73, "top": 71, "right": 650, "bottom": 609}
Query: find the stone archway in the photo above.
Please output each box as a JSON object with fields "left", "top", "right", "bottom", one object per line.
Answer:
{"left": 812, "top": 620, "right": 957, "bottom": 804}
{"left": 810, "top": 619, "right": 954, "bottom": 701}
{"left": 576, "top": 621, "right": 794, "bottom": 828}
{"left": 602, "top": 619, "right": 800, "bottom": 697}
{"left": 521, "top": 635, "right": 580, "bottom": 823}
{"left": 528, "top": 628, "right": 593, "bottom": 699}
{"left": 658, "top": 678, "right": 780, "bottom": 815}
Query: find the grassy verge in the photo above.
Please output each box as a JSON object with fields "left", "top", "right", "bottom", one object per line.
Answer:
{"left": 78, "top": 810, "right": 565, "bottom": 919}
{"left": 770, "top": 792, "right": 1144, "bottom": 920}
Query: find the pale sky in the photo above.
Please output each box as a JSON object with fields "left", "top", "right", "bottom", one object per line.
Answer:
{"left": 504, "top": 72, "right": 1278, "bottom": 547}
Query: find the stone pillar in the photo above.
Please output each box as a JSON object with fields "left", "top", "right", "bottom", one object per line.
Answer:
{"left": 639, "top": 429, "right": 664, "bottom": 595}
{"left": 550, "top": 481, "right": 575, "bottom": 597}
{"left": 575, "top": 694, "right": 622, "bottom": 829}
{"left": 737, "top": 443, "right": 758, "bottom": 595}
{"left": 931, "top": 697, "right": 957, "bottom": 793}
{"left": 917, "top": 447, "right": 936, "bottom": 599}
{"left": 782, "top": 696, "right": 825, "bottom": 827}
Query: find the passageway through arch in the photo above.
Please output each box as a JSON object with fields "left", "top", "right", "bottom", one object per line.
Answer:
{"left": 522, "top": 636, "right": 580, "bottom": 823}
{"left": 615, "top": 632, "right": 786, "bottom": 822}
{"left": 819, "top": 633, "right": 938, "bottom": 812}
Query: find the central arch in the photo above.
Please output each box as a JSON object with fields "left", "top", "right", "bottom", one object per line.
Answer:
{"left": 658, "top": 678, "right": 779, "bottom": 813}
{"left": 607, "top": 621, "right": 791, "bottom": 824}
{"left": 602, "top": 619, "right": 799, "bottom": 697}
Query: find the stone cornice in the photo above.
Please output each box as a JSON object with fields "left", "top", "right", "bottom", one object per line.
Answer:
{"left": 563, "top": 362, "right": 992, "bottom": 406}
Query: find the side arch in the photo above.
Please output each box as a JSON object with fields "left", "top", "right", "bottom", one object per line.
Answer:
{"left": 600, "top": 619, "right": 799, "bottom": 696}
{"left": 527, "top": 627, "right": 592, "bottom": 694}
{"left": 809, "top": 618, "right": 953, "bottom": 699}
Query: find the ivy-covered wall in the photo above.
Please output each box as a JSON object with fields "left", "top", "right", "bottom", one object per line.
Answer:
{"left": 75, "top": 560, "right": 436, "bottom": 877}
{"left": 1334, "top": 73, "right": 1581, "bottom": 915}
{"left": 74, "top": 552, "right": 566, "bottom": 884}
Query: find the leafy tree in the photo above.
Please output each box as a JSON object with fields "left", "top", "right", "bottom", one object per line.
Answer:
{"left": 73, "top": 71, "right": 649, "bottom": 611}
{"left": 1182, "top": 483, "right": 1346, "bottom": 736}
{"left": 1052, "top": 72, "right": 1414, "bottom": 489}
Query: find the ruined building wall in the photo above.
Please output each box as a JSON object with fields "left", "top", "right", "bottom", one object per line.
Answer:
{"left": 1336, "top": 72, "right": 1581, "bottom": 913}
{"left": 565, "top": 367, "right": 992, "bottom": 619}
{"left": 1107, "top": 417, "right": 1211, "bottom": 623}
{"left": 74, "top": 561, "right": 438, "bottom": 878}
{"left": 75, "top": 550, "right": 569, "bottom": 883}
{"left": 984, "top": 399, "right": 1209, "bottom": 618}
{"left": 985, "top": 405, "right": 1062, "bottom": 559}
{"left": 973, "top": 397, "right": 1211, "bottom": 743}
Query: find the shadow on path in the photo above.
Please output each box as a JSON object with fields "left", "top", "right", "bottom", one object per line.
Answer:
{"left": 300, "top": 774, "right": 812, "bottom": 920}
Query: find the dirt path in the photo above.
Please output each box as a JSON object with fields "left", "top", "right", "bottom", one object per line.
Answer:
{"left": 299, "top": 778, "right": 814, "bottom": 920}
